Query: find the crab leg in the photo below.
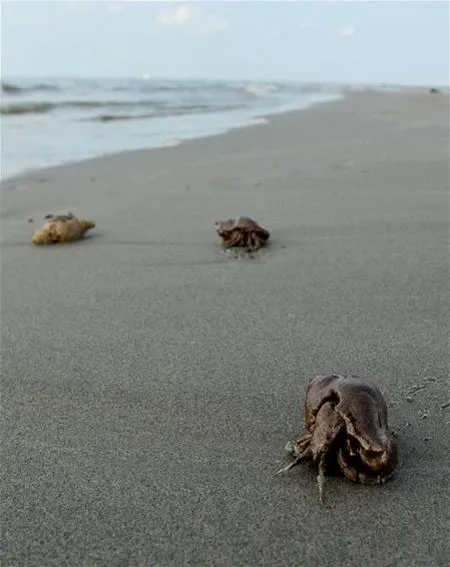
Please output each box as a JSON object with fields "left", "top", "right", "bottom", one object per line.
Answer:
{"left": 274, "top": 436, "right": 312, "bottom": 475}
{"left": 242, "top": 229, "right": 249, "bottom": 249}
{"left": 222, "top": 231, "right": 238, "bottom": 248}
{"left": 274, "top": 458, "right": 303, "bottom": 475}
{"left": 317, "top": 455, "right": 327, "bottom": 504}
{"left": 229, "top": 230, "right": 242, "bottom": 248}
{"left": 247, "top": 231, "right": 255, "bottom": 250}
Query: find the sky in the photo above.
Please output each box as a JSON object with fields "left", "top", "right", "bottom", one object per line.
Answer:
{"left": 1, "top": 1, "right": 449, "bottom": 85}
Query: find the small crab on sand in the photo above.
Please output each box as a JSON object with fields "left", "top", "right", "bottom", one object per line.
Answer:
{"left": 276, "top": 374, "right": 398, "bottom": 502}
{"left": 31, "top": 212, "right": 96, "bottom": 245}
{"left": 214, "top": 216, "right": 270, "bottom": 251}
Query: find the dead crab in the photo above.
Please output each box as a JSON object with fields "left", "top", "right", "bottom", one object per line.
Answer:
{"left": 32, "top": 212, "right": 96, "bottom": 245}
{"left": 276, "top": 374, "right": 398, "bottom": 502}
{"left": 214, "top": 216, "right": 270, "bottom": 251}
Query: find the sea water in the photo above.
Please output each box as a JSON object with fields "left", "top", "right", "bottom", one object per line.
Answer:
{"left": 1, "top": 77, "right": 343, "bottom": 179}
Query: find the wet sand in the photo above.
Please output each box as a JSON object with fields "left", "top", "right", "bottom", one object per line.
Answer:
{"left": 1, "top": 89, "right": 449, "bottom": 566}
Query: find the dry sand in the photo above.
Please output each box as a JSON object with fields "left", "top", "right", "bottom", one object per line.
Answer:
{"left": 1, "top": 90, "right": 449, "bottom": 567}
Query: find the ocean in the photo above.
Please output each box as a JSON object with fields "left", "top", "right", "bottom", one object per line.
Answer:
{"left": 1, "top": 77, "right": 344, "bottom": 180}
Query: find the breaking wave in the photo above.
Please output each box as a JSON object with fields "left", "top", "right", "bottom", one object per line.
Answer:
{"left": 1, "top": 100, "right": 157, "bottom": 116}
{"left": 0, "top": 78, "right": 347, "bottom": 123}
{"left": 91, "top": 103, "right": 245, "bottom": 123}
{"left": 1, "top": 102, "right": 55, "bottom": 116}
{"left": 1, "top": 81, "right": 60, "bottom": 94}
{"left": 1, "top": 99, "right": 246, "bottom": 119}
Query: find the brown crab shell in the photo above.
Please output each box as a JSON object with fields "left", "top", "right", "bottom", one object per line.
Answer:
{"left": 307, "top": 375, "right": 397, "bottom": 476}
{"left": 214, "top": 216, "right": 270, "bottom": 251}
{"left": 278, "top": 374, "right": 398, "bottom": 498}
{"left": 32, "top": 213, "right": 96, "bottom": 245}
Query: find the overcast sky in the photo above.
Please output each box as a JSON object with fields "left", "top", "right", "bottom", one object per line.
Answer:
{"left": 1, "top": 1, "right": 449, "bottom": 85}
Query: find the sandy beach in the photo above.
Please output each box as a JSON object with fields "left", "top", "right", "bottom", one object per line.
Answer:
{"left": 1, "top": 90, "right": 449, "bottom": 566}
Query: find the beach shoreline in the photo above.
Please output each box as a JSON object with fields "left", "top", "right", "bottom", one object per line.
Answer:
{"left": 1, "top": 89, "right": 449, "bottom": 566}
{"left": 2, "top": 82, "right": 446, "bottom": 184}
{"left": 1, "top": 76, "right": 347, "bottom": 181}
{"left": 1, "top": 94, "right": 344, "bottom": 184}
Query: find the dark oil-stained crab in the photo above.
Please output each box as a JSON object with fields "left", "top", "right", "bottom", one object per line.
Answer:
{"left": 214, "top": 216, "right": 270, "bottom": 251}
{"left": 276, "top": 374, "right": 398, "bottom": 502}
{"left": 32, "top": 212, "right": 96, "bottom": 245}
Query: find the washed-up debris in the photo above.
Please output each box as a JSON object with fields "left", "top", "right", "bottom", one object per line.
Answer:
{"left": 32, "top": 212, "right": 96, "bottom": 245}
